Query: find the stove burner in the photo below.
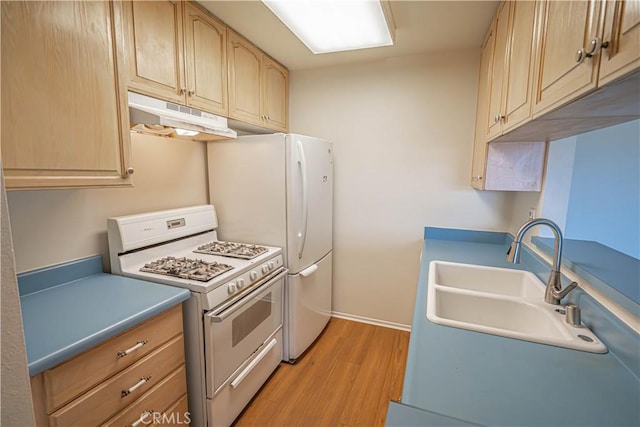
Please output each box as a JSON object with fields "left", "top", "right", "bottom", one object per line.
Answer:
{"left": 140, "top": 257, "right": 233, "bottom": 282}
{"left": 194, "top": 241, "right": 268, "bottom": 259}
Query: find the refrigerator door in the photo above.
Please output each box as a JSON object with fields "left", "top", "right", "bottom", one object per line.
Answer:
{"left": 286, "top": 134, "right": 333, "bottom": 274}
{"left": 287, "top": 251, "right": 332, "bottom": 361}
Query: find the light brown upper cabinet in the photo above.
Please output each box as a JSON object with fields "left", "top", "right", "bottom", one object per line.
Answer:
{"left": 485, "top": 1, "right": 539, "bottom": 140}
{"left": 474, "top": 0, "right": 638, "bottom": 146}
{"left": 599, "top": 0, "right": 640, "bottom": 85}
{"left": 531, "top": 0, "right": 603, "bottom": 118}
{"left": 228, "top": 30, "right": 289, "bottom": 132}
{"left": 227, "top": 31, "right": 263, "bottom": 126}
{"left": 471, "top": 1, "right": 546, "bottom": 191}
{"left": 262, "top": 56, "right": 290, "bottom": 132}
{"left": 471, "top": 21, "right": 496, "bottom": 189}
{"left": 1, "top": 1, "right": 133, "bottom": 190}
{"left": 124, "top": 1, "right": 228, "bottom": 116}
{"left": 501, "top": 1, "right": 538, "bottom": 133}
{"left": 485, "top": 2, "right": 511, "bottom": 141}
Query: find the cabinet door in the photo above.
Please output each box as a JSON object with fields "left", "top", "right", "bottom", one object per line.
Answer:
{"left": 471, "top": 24, "right": 495, "bottom": 189}
{"left": 124, "top": 1, "right": 185, "bottom": 104}
{"left": 1, "top": 1, "right": 132, "bottom": 189}
{"left": 184, "top": 2, "right": 228, "bottom": 115}
{"left": 262, "top": 56, "right": 289, "bottom": 132}
{"left": 532, "top": 0, "right": 602, "bottom": 117}
{"left": 599, "top": 0, "right": 640, "bottom": 85}
{"left": 502, "top": 0, "right": 537, "bottom": 133}
{"left": 228, "top": 30, "right": 263, "bottom": 126}
{"left": 485, "top": 2, "right": 510, "bottom": 140}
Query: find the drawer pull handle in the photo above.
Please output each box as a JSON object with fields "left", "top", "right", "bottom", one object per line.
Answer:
{"left": 121, "top": 376, "right": 151, "bottom": 398}
{"left": 131, "top": 410, "right": 154, "bottom": 427}
{"left": 117, "top": 340, "right": 148, "bottom": 359}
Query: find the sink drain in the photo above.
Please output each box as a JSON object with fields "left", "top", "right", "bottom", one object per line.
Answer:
{"left": 578, "top": 334, "right": 594, "bottom": 342}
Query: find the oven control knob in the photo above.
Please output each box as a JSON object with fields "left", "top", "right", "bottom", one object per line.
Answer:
{"left": 249, "top": 271, "right": 258, "bottom": 281}
{"left": 262, "top": 265, "right": 269, "bottom": 274}
{"left": 227, "top": 283, "right": 237, "bottom": 294}
{"left": 268, "top": 261, "right": 275, "bottom": 270}
{"left": 236, "top": 278, "right": 245, "bottom": 289}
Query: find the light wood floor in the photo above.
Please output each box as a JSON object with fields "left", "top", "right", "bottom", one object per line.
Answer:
{"left": 233, "top": 318, "right": 410, "bottom": 427}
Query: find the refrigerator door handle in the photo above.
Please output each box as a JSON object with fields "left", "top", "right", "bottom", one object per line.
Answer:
{"left": 296, "top": 141, "right": 309, "bottom": 260}
{"left": 299, "top": 264, "right": 318, "bottom": 277}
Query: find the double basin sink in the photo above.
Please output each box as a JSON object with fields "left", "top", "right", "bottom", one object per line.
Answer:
{"left": 426, "top": 261, "right": 607, "bottom": 353}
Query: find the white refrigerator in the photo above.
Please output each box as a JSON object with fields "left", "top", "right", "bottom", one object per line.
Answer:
{"left": 207, "top": 133, "right": 333, "bottom": 362}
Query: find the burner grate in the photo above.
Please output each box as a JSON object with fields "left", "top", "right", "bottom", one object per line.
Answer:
{"left": 194, "top": 241, "right": 268, "bottom": 259}
{"left": 140, "top": 256, "right": 233, "bottom": 282}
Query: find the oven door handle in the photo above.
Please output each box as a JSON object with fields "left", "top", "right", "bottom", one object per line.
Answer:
{"left": 230, "top": 337, "right": 278, "bottom": 389}
{"left": 207, "top": 269, "right": 287, "bottom": 323}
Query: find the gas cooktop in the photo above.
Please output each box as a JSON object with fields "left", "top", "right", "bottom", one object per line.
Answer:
{"left": 193, "top": 241, "right": 268, "bottom": 259}
{"left": 140, "top": 256, "right": 233, "bottom": 282}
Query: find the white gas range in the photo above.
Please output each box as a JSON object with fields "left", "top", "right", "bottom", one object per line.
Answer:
{"left": 108, "top": 205, "right": 286, "bottom": 427}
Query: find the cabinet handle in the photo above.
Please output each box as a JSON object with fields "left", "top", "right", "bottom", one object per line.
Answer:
{"left": 473, "top": 175, "right": 483, "bottom": 181}
{"left": 180, "top": 88, "right": 188, "bottom": 95}
{"left": 117, "top": 339, "right": 147, "bottom": 358}
{"left": 125, "top": 167, "right": 135, "bottom": 176}
{"left": 188, "top": 89, "right": 195, "bottom": 96}
{"left": 266, "top": 115, "right": 271, "bottom": 121}
{"left": 575, "top": 48, "right": 586, "bottom": 63}
{"left": 585, "top": 37, "right": 601, "bottom": 56}
{"left": 121, "top": 376, "right": 151, "bottom": 398}
{"left": 131, "top": 410, "right": 154, "bottom": 427}
{"left": 585, "top": 37, "right": 608, "bottom": 58}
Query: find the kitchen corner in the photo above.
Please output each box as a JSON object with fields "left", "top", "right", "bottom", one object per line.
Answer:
{"left": 17, "top": 255, "right": 190, "bottom": 376}
{"left": 18, "top": 255, "right": 191, "bottom": 426}
{"left": 387, "top": 227, "right": 640, "bottom": 427}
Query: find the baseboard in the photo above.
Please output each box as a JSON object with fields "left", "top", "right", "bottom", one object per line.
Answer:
{"left": 331, "top": 311, "right": 412, "bottom": 332}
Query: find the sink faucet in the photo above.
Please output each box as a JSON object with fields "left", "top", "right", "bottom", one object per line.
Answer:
{"left": 507, "top": 218, "right": 578, "bottom": 305}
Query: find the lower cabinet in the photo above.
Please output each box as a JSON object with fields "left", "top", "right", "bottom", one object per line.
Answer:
{"left": 30, "top": 305, "right": 188, "bottom": 427}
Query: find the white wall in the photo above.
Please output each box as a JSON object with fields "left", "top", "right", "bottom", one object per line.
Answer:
{"left": 7, "top": 133, "right": 209, "bottom": 273}
{"left": 290, "top": 50, "right": 513, "bottom": 327}
{"left": 1, "top": 172, "right": 36, "bottom": 426}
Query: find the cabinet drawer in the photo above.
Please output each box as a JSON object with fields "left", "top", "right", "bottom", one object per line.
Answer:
{"left": 44, "top": 305, "right": 183, "bottom": 412}
{"left": 152, "top": 395, "right": 190, "bottom": 427}
{"left": 101, "top": 365, "right": 186, "bottom": 427}
{"left": 49, "top": 334, "right": 185, "bottom": 427}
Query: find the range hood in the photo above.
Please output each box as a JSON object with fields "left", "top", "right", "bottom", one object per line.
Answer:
{"left": 128, "top": 91, "right": 237, "bottom": 141}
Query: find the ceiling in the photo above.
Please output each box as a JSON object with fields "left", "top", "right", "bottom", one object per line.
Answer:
{"left": 198, "top": 1, "right": 499, "bottom": 71}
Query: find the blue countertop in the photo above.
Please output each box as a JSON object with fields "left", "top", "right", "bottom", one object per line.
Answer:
{"left": 18, "top": 256, "right": 191, "bottom": 376}
{"left": 393, "top": 228, "right": 640, "bottom": 427}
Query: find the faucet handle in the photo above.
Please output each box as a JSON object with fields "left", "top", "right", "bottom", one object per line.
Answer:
{"left": 566, "top": 304, "right": 581, "bottom": 327}
{"left": 555, "top": 281, "right": 578, "bottom": 300}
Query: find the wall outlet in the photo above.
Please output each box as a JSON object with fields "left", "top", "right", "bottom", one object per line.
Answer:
{"left": 528, "top": 208, "right": 536, "bottom": 220}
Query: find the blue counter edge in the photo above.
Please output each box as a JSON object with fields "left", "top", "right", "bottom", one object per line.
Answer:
{"left": 424, "top": 227, "right": 507, "bottom": 244}
{"left": 386, "top": 401, "right": 481, "bottom": 426}
{"left": 26, "top": 291, "right": 189, "bottom": 376}
{"left": 18, "top": 255, "right": 191, "bottom": 376}
{"left": 18, "top": 255, "right": 104, "bottom": 296}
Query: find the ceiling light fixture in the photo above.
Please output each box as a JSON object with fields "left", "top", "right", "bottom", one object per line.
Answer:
{"left": 262, "top": 0, "right": 395, "bottom": 54}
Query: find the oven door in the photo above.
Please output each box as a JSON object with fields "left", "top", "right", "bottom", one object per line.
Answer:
{"left": 204, "top": 269, "right": 285, "bottom": 396}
